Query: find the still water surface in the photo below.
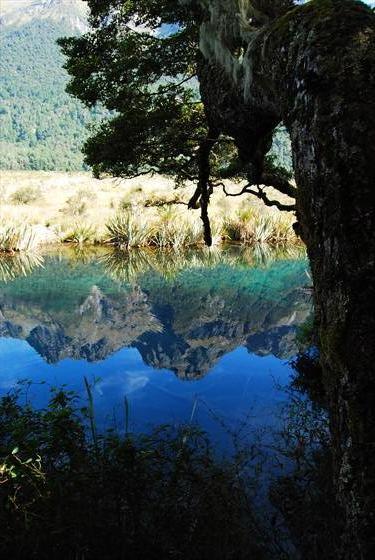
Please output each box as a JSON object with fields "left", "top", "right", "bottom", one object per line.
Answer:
{"left": 0, "top": 246, "right": 310, "bottom": 447}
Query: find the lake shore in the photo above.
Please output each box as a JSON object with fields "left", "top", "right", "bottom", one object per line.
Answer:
{"left": 0, "top": 170, "right": 299, "bottom": 252}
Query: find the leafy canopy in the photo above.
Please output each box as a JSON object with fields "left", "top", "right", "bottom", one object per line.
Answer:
{"left": 59, "top": 0, "right": 211, "bottom": 183}
{"left": 59, "top": 0, "right": 294, "bottom": 243}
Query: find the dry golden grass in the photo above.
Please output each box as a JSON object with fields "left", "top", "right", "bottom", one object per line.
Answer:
{"left": 0, "top": 170, "right": 299, "bottom": 249}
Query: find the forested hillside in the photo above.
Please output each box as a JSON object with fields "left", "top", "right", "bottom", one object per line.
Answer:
{"left": 0, "top": 17, "right": 106, "bottom": 171}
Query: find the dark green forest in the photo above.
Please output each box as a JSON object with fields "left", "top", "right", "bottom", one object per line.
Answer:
{"left": 0, "top": 20, "right": 105, "bottom": 171}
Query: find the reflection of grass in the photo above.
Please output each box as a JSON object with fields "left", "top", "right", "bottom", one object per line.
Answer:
{"left": 241, "top": 243, "right": 306, "bottom": 268}
{"left": 0, "top": 252, "right": 44, "bottom": 283}
{"left": 101, "top": 248, "right": 236, "bottom": 283}
{"left": 67, "top": 244, "right": 105, "bottom": 264}
{"left": 100, "top": 245, "right": 306, "bottom": 284}
{"left": 99, "top": 249, "right": 153, "bottom": 283}
{"left": 0, "top": 243, "right": 306, "bottom": 285}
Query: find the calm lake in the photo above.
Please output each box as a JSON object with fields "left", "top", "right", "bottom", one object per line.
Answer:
{"left": 0, "top": 245, "right": 310, "bottom": 447}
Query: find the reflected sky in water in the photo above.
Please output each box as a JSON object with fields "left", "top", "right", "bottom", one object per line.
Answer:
{"left": 0, "top": 246, "right": 310, "bottom": 445}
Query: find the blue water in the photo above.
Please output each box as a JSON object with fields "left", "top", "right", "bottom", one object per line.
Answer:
{"left": 0, "top": 246, "right": 310, "bottom": 447}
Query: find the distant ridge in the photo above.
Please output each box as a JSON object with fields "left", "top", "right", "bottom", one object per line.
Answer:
{"left": 0, "top": 0, "right": 88, "bottom": 32}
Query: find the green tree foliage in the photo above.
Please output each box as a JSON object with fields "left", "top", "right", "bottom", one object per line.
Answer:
{"left": 59, "top": 0, "right": 292, "bottom": 243}
{"left": 60, "top": 1, "right": 291, "bottom": 181}
{"left": 59, "top": 2, "right": 206, "bottom": 181}
{"left": 0, "top": 20, "right": 105, "bottom": 171}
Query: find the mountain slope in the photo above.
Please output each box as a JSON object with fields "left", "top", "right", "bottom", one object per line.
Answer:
{"left": 0, "top": 1, "right": 101, "bottom": 171}
{"left": 0, "top": 0, "right": 88, "bottom": 31}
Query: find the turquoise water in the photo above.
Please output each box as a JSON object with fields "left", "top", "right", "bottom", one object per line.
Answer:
{"left": 0, "top": 246, "right": 310, "bottom": 445}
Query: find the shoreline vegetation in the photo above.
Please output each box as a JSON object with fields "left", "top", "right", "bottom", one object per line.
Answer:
{"left": 0, "top": 377, "right": 329, "bottom": 560}
{"left": 0, "top": 171, "right": 299, "bottom": 254}
{"left": 0, "top": 368, "right": 333, "bottom": 560}
{"left": 0, "top": 384, "right": 271, "bottom": 560}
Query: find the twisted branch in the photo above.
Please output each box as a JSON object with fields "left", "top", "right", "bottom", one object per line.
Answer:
{"left": 222, "top": 171, "right": 296, "bottom": 212}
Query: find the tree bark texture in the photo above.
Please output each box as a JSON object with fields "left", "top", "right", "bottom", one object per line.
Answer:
{"left": 192, "top": 0, "right": 375, "bottom": 556}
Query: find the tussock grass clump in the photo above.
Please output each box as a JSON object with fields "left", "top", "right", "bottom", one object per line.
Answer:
{"left": 106, "top": 209, "right": 205, "bottom": 250}
{"left": 63, "top": 223, "right": 97, "bottom": 245}
{"left": 63, "top": 189, "right": 95, "bottom": 217}
{"left": 0, "top": 225, "right": 39, "bottom": 253}
{"left": 106, "top": 213, "right": 152, "bottom": 248}
{"left": 149, "top": 219, "right": 203, "bottom": 249}
{"left": 118, "top": 185, "right": 144, "bottom": 211}
{"left": 10, "top": 186, "right": 41, "bottom": 205}
{"left": 224, "top": 210, "right": 296, "bottom": 245}
{"left": 100, "top": 249, "right": 154, "bottom": 283}
{"left": 0, "top": 386, "right": 270, "bottom": 560}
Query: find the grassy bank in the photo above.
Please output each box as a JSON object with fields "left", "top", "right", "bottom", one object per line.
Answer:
{"left": 0, "top": 171, "right": 299, "bottom": 252}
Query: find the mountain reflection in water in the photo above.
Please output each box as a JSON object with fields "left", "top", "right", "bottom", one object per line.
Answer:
{"left": 0, "top": 246, "right": 311, "bottom": 439}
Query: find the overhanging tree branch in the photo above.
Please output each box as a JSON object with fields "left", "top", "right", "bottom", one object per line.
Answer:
{"left": 261, "top": 172, "right": 297, "bottom": 199}
{"left": 221, "top": 170, "right": 296, "bottom": 212}
{"left": 144, "top": 198, "right": 189, "bottom": 207}
{"left": 223, "top": 183, "right": 295, "bottom": 212}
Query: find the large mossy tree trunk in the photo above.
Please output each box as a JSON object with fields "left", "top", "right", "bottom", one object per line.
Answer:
{"left": 194, "top": 0, "right": 375, "bottom": 556}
